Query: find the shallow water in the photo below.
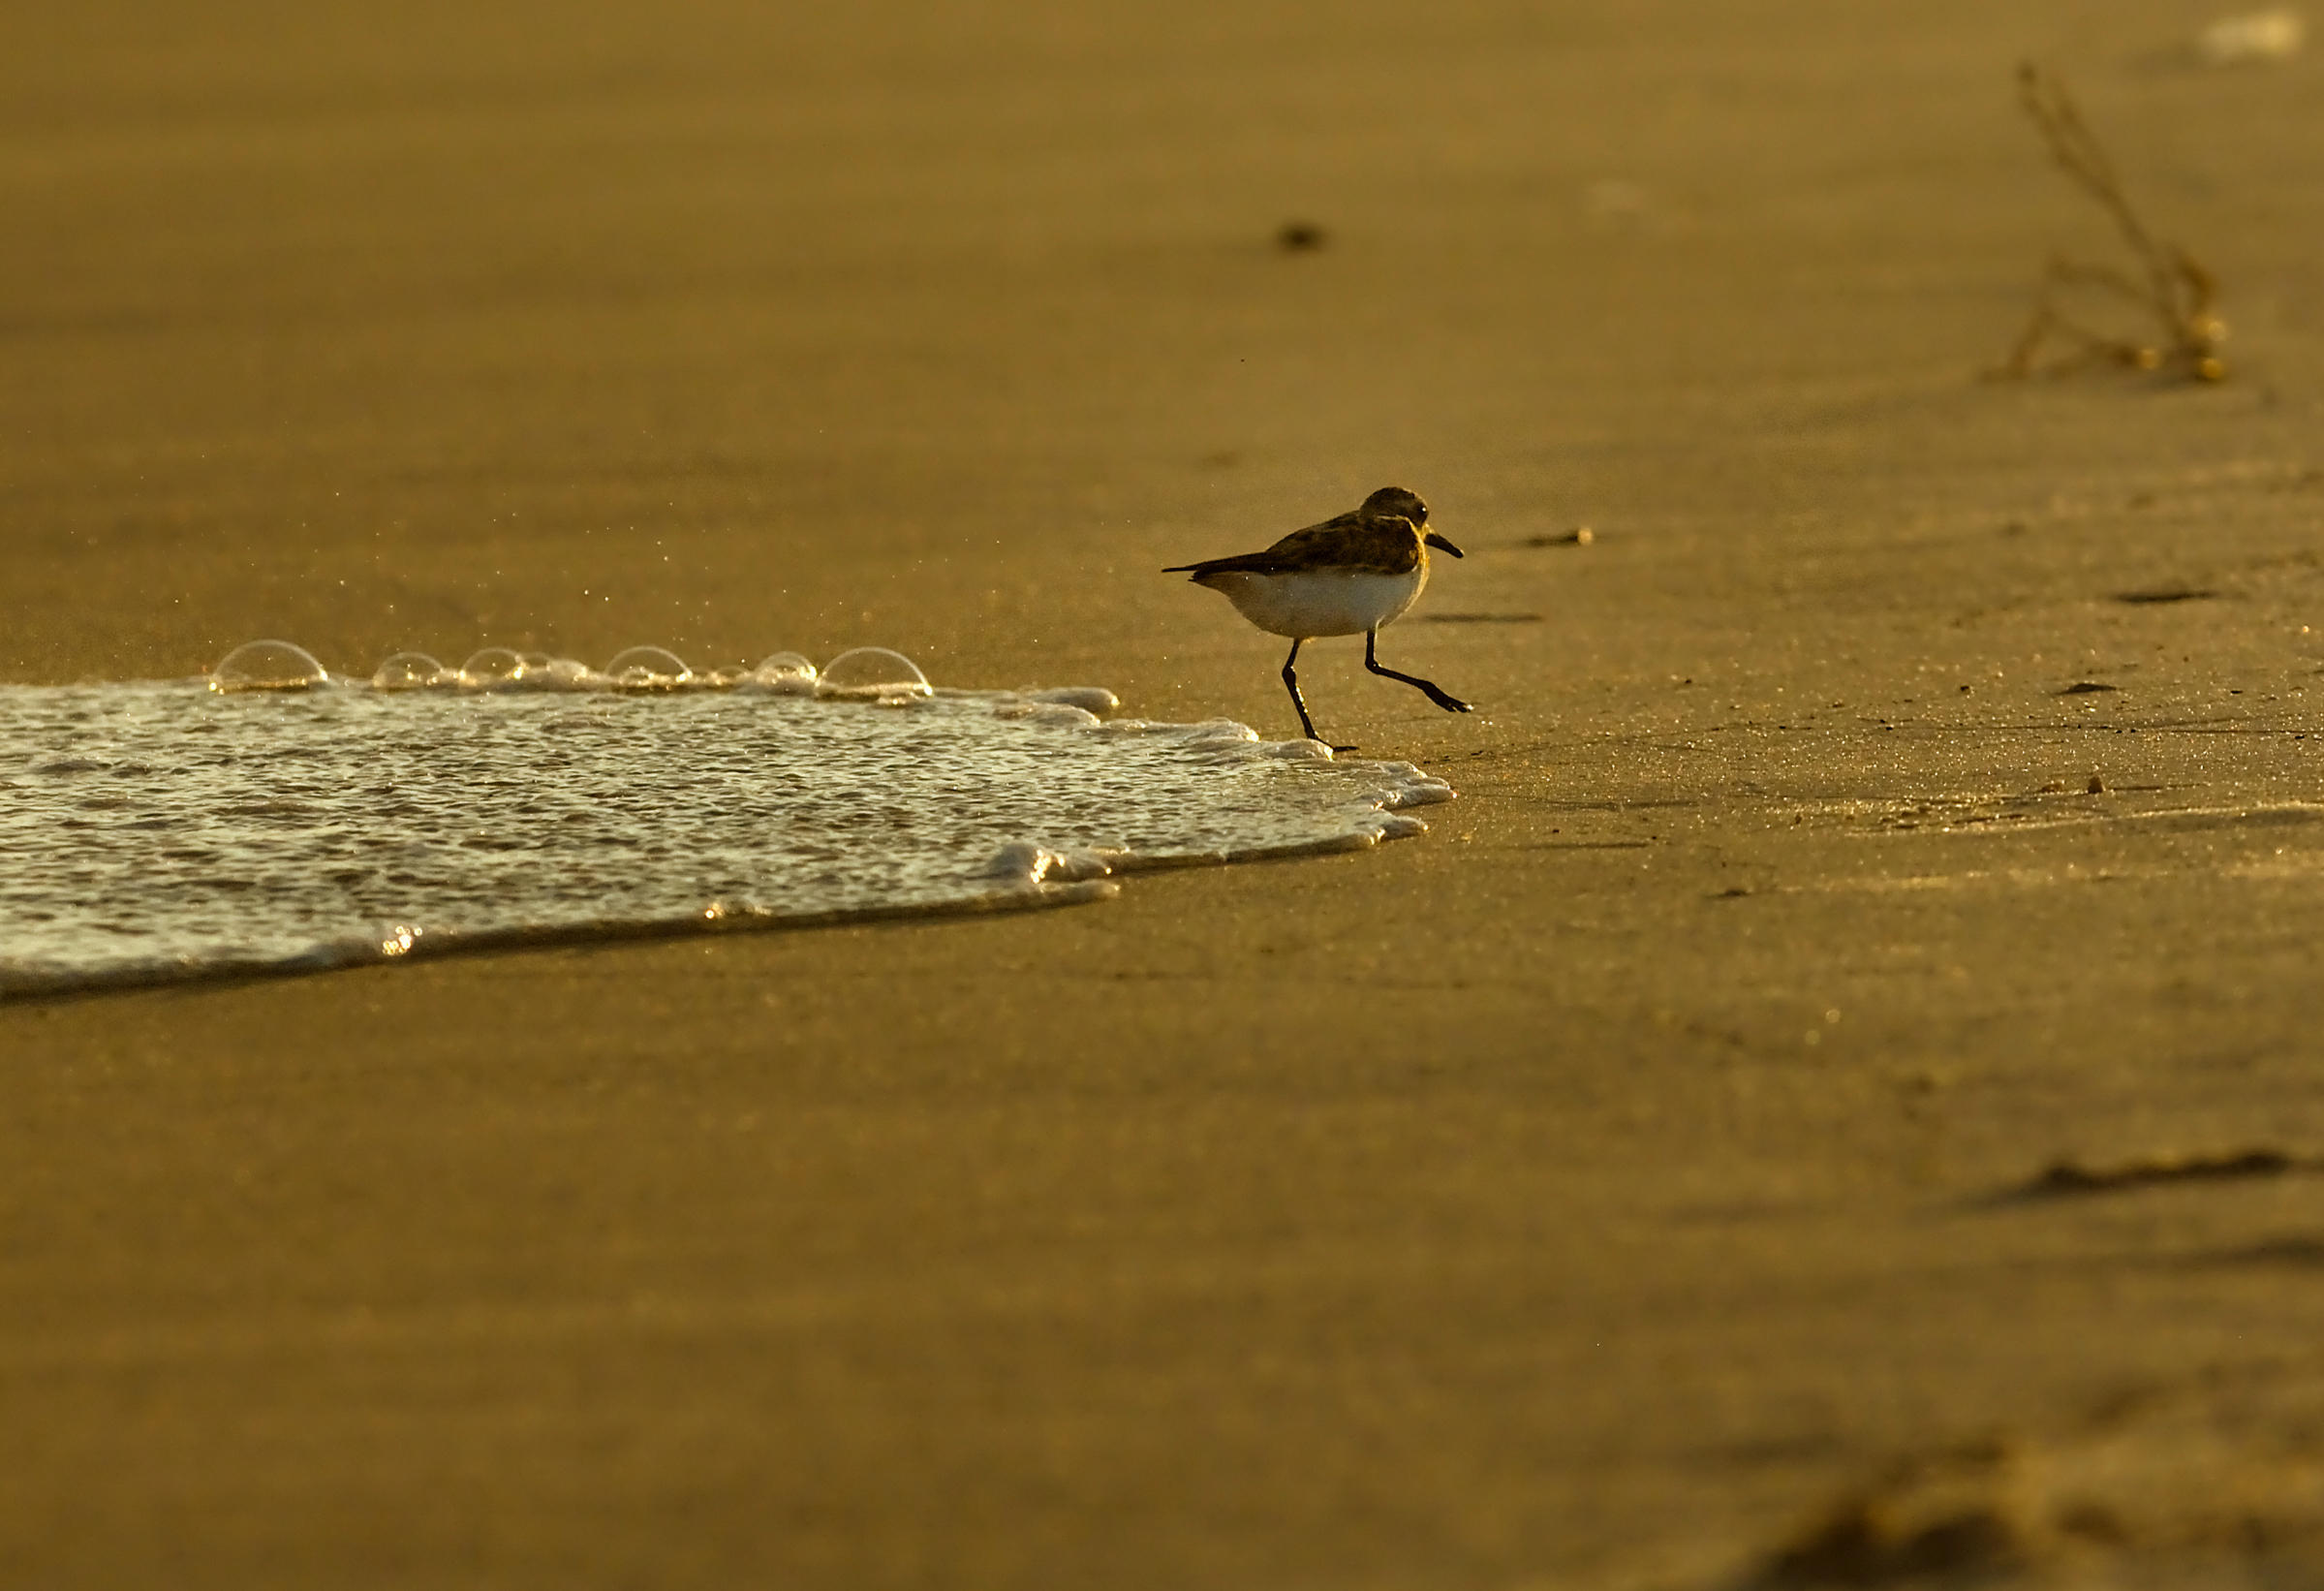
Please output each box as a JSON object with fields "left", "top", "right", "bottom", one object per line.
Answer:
{"left": 0, "top": 657, "right": 1453, "bottom": 996}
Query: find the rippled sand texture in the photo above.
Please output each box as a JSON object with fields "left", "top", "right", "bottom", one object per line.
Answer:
{"left": 0, "top": 681, "right": 1448, "bottom": 993}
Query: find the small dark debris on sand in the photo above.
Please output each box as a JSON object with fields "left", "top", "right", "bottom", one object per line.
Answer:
{"left": 2057, "top": 681, "right": 2119, "bottom": 695}
{"left": 1275, "top": 221, "right": 1328, "bottom": 252}
{"left": 2013, "top": 1147, "right": 2306, "bottom": 1201}
{"left": 1744, "top": 1392, "right": 2324, "bottom": 1588}
{"left": 1750, "top": 1441, "right": 2030, "bottom": 1588}
{"left": 2114, "top": 585, "right": 2217, "bottom": 604}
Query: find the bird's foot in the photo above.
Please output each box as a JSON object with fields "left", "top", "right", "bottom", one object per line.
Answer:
{"left": 1398, "top": 678, "right": 1472, "bottom": 713}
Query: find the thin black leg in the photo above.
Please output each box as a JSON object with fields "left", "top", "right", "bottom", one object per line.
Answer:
{"left": 1281, "top": 639, "right": 1324, "bottom": 742}
{"left": 1365, "top": 630, "right": 1473, "bottom": 713}
{"left": 1282, "top": 640, "right": 1358, "bottom": 751}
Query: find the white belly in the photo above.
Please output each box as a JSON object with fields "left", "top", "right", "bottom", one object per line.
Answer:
{"left": 1202, "top": 567, "right": 1428, "bottom": 639}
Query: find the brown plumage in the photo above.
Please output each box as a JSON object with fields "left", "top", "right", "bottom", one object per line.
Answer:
{"left": 1163, "top": 485, "right": 1459, "bottom": 580}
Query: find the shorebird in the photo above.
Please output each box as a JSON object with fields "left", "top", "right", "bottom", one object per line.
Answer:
{"left": 1165, "top": 485, "right": 1473, "bottom": 747}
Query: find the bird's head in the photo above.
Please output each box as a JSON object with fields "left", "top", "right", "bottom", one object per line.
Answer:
{"left": 1361, "top": 485, "right": 1428, "bottom": 525}
{"left": 1362, "top": 485, "right": 1463, "bottom": 558}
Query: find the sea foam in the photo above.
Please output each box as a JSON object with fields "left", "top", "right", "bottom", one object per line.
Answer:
{"left": 0, "top": 643, "right": 1454, "bottom": 996}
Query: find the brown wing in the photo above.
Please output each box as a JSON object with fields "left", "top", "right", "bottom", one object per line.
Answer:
{"left": 1164, "top": 508, "right": 1420, "bottom": 577}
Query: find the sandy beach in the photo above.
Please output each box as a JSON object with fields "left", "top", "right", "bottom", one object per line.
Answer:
{"left": 6, "top": 1, "right": 2324, "bottom": 1584}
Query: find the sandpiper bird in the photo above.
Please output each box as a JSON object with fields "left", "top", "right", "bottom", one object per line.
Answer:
{"left": 1165, "top": 485, "right": 1473, "bottom": 746}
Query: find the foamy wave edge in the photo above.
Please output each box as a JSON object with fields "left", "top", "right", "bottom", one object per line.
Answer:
{"left": 0, "top": 679, "right": 1455, "bottom": 1001}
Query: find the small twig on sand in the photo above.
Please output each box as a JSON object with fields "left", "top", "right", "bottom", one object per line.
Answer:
{"left": 1994, "top": 63, "right": 2227, "bottom": 383}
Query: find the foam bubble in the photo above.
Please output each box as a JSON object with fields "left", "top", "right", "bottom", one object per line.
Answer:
{"left": 1248, "top": 738, "right": 1338, "bottom": 762}
{"left": 529, "top": 657, "right": 595, "bottom": 690}
{"left": 982, "top": 841, "right": 1123, "bottom": 889}
{"left": 990, "top": 698, "right": 1104, "bottom": 729}
{"left": 371, "top": 652, "right": 450, "bottom": 690}
{"left": 210, "top": 640, "right": 329, "bottom": 693}
{"left": 459, "top": 648, "right": 529, "bottom": 688}
{"left": 604, "top": 646, "right": 693, "bottom": 689}
{"left": 1027, "top": 687, "right": 1120, "bottom": 713}
{"left": 818, "top": 647, "right": 931, "bottom": 701}
{"left": 747, "top": 652, "right": 819, "bottom": 695}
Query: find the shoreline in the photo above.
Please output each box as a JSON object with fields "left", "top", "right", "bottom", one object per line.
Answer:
{"left": 1, "top": 672, "right": 1455, "bottom": 1002}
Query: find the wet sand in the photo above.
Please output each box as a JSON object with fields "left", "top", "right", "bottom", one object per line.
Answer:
{"left": 6, "top": 2, "right": 2324, "bottom": 1584}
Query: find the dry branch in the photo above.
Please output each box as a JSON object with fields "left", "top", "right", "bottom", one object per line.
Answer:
{"left": 1995, "top": 64, "right": 2227, "bottom": 383}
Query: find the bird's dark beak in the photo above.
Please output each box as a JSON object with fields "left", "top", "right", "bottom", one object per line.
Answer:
{"left": 1424, "top": 531, "right": 1465, "bottom": 558}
